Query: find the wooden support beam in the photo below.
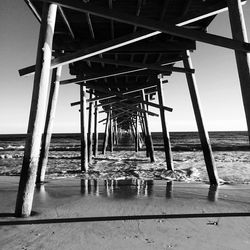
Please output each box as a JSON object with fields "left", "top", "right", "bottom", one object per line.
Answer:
{"left": 78, "top": 68, "right": 162, "bottom": 82}
{"left": 15, "top": 3, "right": 57, "bottom": 218}
{"left": 88, "top": 89, "right": 93, "bottom": 163}
{"left": 117, "top": 102, "right": 159, "bottom": 117}
{"left": 85, "top": 85, "right": 157, "bottom": 104}
{"left": 36, "top": 66, "right": 62, "bottom": 184}
{"left": 102, "top": 111, "right": 111, "bottom": 154}
{"left": 71, "top": 85, "right": 156, "bottom": 106}
{"left": 135, "top": 111, "right": 139, "bottom": 152}
{"left": 24, "top": 0, "right": 41, "bottom": 22}
{"left": 141, "top": 90, "right": 155, "bottom": 162}
{"left": 93, "top": 100, "right": 99, "bottom": 157}
{"left": 157, "top": 74, "right": 174, "bottom": 171}
{"left": 109, "top": 108, "right": 114, "bottom": 152}
{"left": 20, "top": 0, "right": 245, "bottom": 76}
{"left": 39, "top": 0, "right": 250, "bottom": 51}
{"left": 19, "top": 30, "right": 160, "bottom": 76}
{"left": 84, "top": 57, "right": 194, "bottom": 74}
{"left": 80, "top": 85, "right": 88, "bottom": 171}
{"left": 183, "top": 50, "right": 219, "bottom": 186}
{"left": 141, "top": 100, "right": 173, "bottom": 112}
{"left": 227, "top": 0, "right": 250, "bottom": 142}
{"left": 58, "top": 6, "right": 75, "bottom": 39}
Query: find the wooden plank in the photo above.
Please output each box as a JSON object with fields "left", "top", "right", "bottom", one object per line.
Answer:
{"left": 20, "top": 0, "right": 245, "bottom": 76}
{"left": 15, "top": 3, "right": 57, "bottom": 218}
{"left": 36, "top": 66, "right": 62, "bottom": 184}
{"left": 227, "top": 0, "right": 250, "bottom": 142}
{"left": 39, "top": 0, "right": 250, "bottom": 51}
{"left": 183, "top": 50, "right": 219, "bottom": 186}
{"left": 157, "top": 74, "right": 174, "bottom": 171}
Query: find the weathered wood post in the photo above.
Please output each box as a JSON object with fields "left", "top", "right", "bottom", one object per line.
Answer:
{"left": 88, "top": 89, "right": 93, "bottom": 163}
{"left": 227, "top": 0, "right": 250, "bottom": 142}
{"left": 141, "top": 90, "right": 155, "bottom": 162}
{"left": 109, "top": 108, "right": 114, "bottom": 152}
{"left": 36, "top": 66, "right": 62, "bottom": 184}
{"left": 15, "top": 3, "right": 58, "bottom": 217}
{"left": 135, "top": 112, "right": 139, "bottom": 152}
{"left": 157, "top": 74, "right": 174, "bottom": 171}
{"left": 183, "top": 50, "right": 219, "bottom": 186}
{"left": 139, "top": 104, "right": 150, "bottom": 157}
{"left": 114, "top": 119, "right": 118, "bottom": 145}
{"left": 80, "top": 84, "right": 88, "bottom": 171}
{"left": 139, "top": 112, "right": 147, "bottom": 150}
{"left": 93, "top": 100, "right": 99, "bottom": 156}
{"left": 102, "top": 110, "right": 111, "bottom": 154}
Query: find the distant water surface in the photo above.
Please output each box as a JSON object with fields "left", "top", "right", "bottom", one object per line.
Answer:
{"left": 0, "top": 131, "right": 250, "bottom": 183}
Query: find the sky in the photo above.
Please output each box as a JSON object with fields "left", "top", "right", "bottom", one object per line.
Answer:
{"left": 0, "top": 0, "right": 250, "bottom": 134}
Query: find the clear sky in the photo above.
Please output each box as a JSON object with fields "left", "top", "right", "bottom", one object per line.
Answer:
{"left": 0, "top": 0, "right": 250, "bottom": 134}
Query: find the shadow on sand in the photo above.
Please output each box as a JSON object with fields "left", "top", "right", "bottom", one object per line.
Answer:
{"left": 1, "top": 212, "right": 250, "bottom": 226}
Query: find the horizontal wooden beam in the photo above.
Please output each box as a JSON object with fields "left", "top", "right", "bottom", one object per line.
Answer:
{"left": 19, "top": 30, "right": 160, "bottom": 76}
{"left": 142, "top": 100, "right": 173, "bottom": 112}
{"left": 114, "top": 102, "right": 159, "bottom": 117}
{"left": 20, "top": 0, "right": 244, "bottom": 76}
{"left": 84, "top": 57, "right": 194, "bottom": 74}
{"left": 39, "top": 0, "right": 250, "bottom": 52}
{"left": 71, "top": 84, "right": 157, "bottom": 106}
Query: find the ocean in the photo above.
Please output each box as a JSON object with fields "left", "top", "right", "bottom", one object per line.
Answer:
{"left": 0, "top": 131, "right": 250, "bottom": 183}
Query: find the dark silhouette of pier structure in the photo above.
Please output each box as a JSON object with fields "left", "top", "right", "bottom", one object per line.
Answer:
{"left": 15, "top": 0, "right": 250, "bottom": 217}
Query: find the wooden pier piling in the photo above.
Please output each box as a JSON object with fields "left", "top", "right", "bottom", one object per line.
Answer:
{"left": 227, "top": 0, "right": 250, "bottom": 142}
{"left": 80, "top": 84, "right": 88, "bottom": 171}
{"left": 15, "top": 3, "right": 58, "bottom": 217}
{"left": 88, "top": 89, "right": 93, "bottom": 163}
{"left": 93, "top": 100, "right": 99, "bottom": 156}
{"left": 183, "top": 50, "right": 219, "bottom": 186}
{"left": 36, "top": 66, "right": 62, "bottom": 184}
{"left": 102, "top": 110, "right": 110, "bottom": 154}
{"left": 157, "top": 74, "right": 174, "bottom": 171}
{"left": 141, "top": 90, "right": 155, "bottom": 162}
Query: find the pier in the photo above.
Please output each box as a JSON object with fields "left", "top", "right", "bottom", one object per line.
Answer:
{"left": 15, "top": 0, "right": 250, "bottom": 217}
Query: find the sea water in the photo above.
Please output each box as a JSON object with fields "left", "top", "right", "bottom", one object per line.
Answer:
{"left": 0, "top": 131, "right": 250, "bottom": 183}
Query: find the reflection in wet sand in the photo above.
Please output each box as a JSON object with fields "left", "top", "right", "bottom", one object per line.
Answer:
{"left": 208, "top": 185, "right": 219, "bottom": 202}
{"left": 166, "top": 181, "right": 173, "bottom": 199}
{"left": 80, "top": 179, "right": 99, "bottom": 196}
{"left": 36, "top": 179, "right": 219, "bottom": 204}
{"left": 36, "top": 183, "right": 48, "bottom": 202}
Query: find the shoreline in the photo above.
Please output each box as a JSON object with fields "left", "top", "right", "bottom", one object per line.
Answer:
{"left": 1, "top": 176, "right": 250, "bottom": 249}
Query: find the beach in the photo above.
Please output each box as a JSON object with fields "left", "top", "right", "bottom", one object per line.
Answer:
{"left": 0, "top": 177, "right": 250, "bottom": 250}
{"left": 1, "top": 132, "right": 250, "bottom": 249}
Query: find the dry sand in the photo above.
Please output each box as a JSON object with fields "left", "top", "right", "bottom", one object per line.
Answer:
{"left": 0, "top": 176, "right": 250, "bottom": 250}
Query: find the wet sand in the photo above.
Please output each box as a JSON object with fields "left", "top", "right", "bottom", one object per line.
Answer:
{"left": 0, "top": 176, "right": 250, "bottom": 250}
